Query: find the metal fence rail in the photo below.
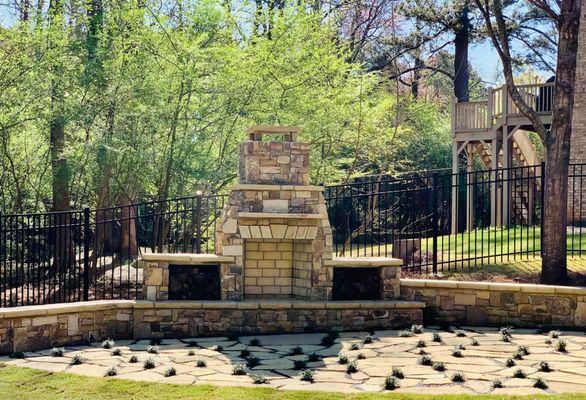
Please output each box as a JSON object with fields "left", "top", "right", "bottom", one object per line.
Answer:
{"left": 2, "top": 163, "right": 586, "bottom": 307}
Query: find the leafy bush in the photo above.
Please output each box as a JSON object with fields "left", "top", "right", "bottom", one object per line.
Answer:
{"left": 416, "top": 340, "right": 426, "bottom": 348}
{"left": 455, "top": 330, "right": 466, "bottom": 337}
{"left": 129, "top": 355, "right": 139, "bottom": 363}
{"left": 350, "top": 343, "right": 360, "bottom": 351}
{"left": 101, "top": 339, "right": 115, "bottom": 350}
{"left": 70, "top": 355, "right": 84, "bottom": 365}
{"left": 232, "top": 363, "right": 247, "bottom": 375}
{"left": 51, "top": 348, "right": 65, "bottom": 357}
{"left": 391, "top": 366, "right": 404, "bottom": 379}
{"left": 146, "top": 345, "right": 159, "bottom": 354}
{"left": 471, "top": 338, "right": 479, "bottom": 346}
{"left": 538, "top": 361, "right": 552, "bottom": 372}
{"left": 346, "top": 360, "right": 358, "bottom": 373}
{"left": 398, "top": 330, "right": 413, "bottom": 338}
{"left": 418, "top": 355, "right": 432, "bottom": 366}
{"left": 357, "top": 352, "right": 366, "bottom": 360}
{"left": 451, "top": 347, "right": 463, "bottom": 358}
{"left": 104, "top": 367, "right": 117, "bottom": 377}
{"left": 451, "top": 372, "right": 465, "bottom": 383}
{"left": 556, "top": 339, "right": 568, "bottom": 352}
{"left": 164, "top": 367, "right": 176, "bottom": 377}
{"left": 111, "top": 348, "right": 122, "bottom": 356}
{"left": 432, "top": 333, "right": 442, "bottom": 343}
{"left": 549, "top": 330, "right": 560, "bottom": 339}
{"left": 492, "top": 379, "right": 503, "bottom": 388}
{"left": 239, "top": 349, "right": 251, "bottom": 358}
{"left": 513, "top": 368, "right": 526, "bottom": 378}
{"left": 432, "top": 362, "right": 446, "bottom": 371}
{"left": 411, "top": 324, "right": 423, "bottom": 334}
{"left": 196, "top": 359, "right": 207, "bottom": 368}
{"left": 143, "top": 358, "right": 156, "bottom": 369}
{"left": 362, "top": 335, "right": 374, "bottom": 344}
{"left": 505, "top": 358, "right": 516, "bottom": 367}
{"left": 300, "top": 369, "right": 314, "bottom": 382}
{"left": 534, "top": 377, "right": 548, "bottom": 389}
{"left": 517, "top": 345, "right": 530, "bottom": 356}
{"left": 187, "top": 350, "right": 195, "bottom": 356}
{"left": 251, "top": 373, "right": 268, "bottom": 384}
{"left": 383, "top": 375, "right": 398, "bottom": 390}
{"left": 338, "top": 355, "right": 349, "bottom": 365}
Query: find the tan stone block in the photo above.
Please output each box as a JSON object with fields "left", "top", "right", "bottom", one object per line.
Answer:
{"left": 276, "top": 241, "right": 293, "bottom": 251}
{"left": 454, "top": 293, "right": 476, "bottom": 306}
{"left": 281, "top": 251, "right": 293, "bottom": 261}
{"left": 239, "top": 225, "right": 251, "bottom": 239}
{"left": 247, "top": 268, "right": 262, "bottom": 277}
{"left": 244, "top": 277, "right": 257, "bottom": 286}
{"left": 285, "top": 226, "right": 298, "bottom": 239}
{"left": 276, "top": 260, "right": 291, "bottom": 269}
{"left": 296, "top": 226, "right": 308, "bottom": 239}
{"left": 247, "top": 251, "right": 264, "bottom": 260}
{"left": 262, "top": 269, "right": 279, "bottom": 277}
{"left": 258, "top": 277, "right": 275, "bottom": 286}
{"left": 258, "top": 260, "right": 277, "bottom": 268}
{"left": 222, "top": 218, "right": 238, "bottom": 234}
{"left": 32, "top": 316, "right": 57, "bottom": 326}
{"left": 263, "top": 199, "right": 288, "bottom": 212}
{"left": 575, "top": 301, "right": 586, "bottom": 325}
{"left": 264, "top": 251, "right": 282, "bottom": 260}
{"left": 275, "top": 277, "right": 292, "bottom": 286}
{"left": 250, "top": 225, "right": 262, "bottom": 238}
{"left": 277, "top": 155, "right": 290, "bottom": 164}
{"left": 270, "top": 224, "right": 287, "bottom": 238}
{"left": 245, "top": 259, "right": 257, "bottom": 268}
{"left": 262, "top": 285, "right": 281, "bottom": 294}
{"left": 258, "top": 242, "right": 277, "bottom": 251}
{"left": 260, "top": 225, "right": 273, "bottom": 238}
{"left": 246, "top": 241, "right": 259, "bottom": 251}
{"left": 222, "top": 245, "right": 243, "bottom": 256}
{"left": 246, "top": 286, "right": 262, "bottom": 295}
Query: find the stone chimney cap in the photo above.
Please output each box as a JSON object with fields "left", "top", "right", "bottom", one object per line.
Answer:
{"left": 246, "top": 125, "right": 301, "bottom": 142}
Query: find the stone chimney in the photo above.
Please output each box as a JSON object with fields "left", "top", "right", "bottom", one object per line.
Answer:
{"left": 215, "top": 126, "right": 333, "bottom": 301}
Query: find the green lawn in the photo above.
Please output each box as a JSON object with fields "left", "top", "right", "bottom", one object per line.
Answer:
{"left": 1, "top": 364, "right": 585, "bottom": 400}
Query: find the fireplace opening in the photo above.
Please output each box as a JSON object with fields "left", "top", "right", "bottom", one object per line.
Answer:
{"left": 332, "top": 267, "right": 381, "bottom": 300}
{"left": 168, "top": 265, "right": 220, "bottom": 300}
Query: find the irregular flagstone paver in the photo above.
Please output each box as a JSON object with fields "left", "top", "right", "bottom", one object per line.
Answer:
{"left": 5, "top": 328, "right": 586, "bottom": 395}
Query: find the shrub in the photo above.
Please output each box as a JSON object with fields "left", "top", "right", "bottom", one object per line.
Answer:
{"left": 104, "top": 367, "right": 117, "bottom": 377}
{"left": 346, "top": 360, "right": 358, "bottom": 373}
{"left": 300, "top": 369, "right": 314, "bottom": 382}
{"left": 143, "top": 358, "right": 156, "bottom": 369}
{"left": 129, "top": 355, "right": 139, "bottom": 363}
{"left": 9, "top": 352, "right": 25, "bottom": 359}
{"left": 320, "top": 335, "right": 335, "bottom": 347}
{"left": 51, "top": 348, "right": 65, "bottom": 357}
{"left": 307, "top": 353, "right": 321, "bottom": 362}
{"left": 164, "top": 367, "right": 176, "bottom": 377}
{"left": 451, "top": 372, "right": 465, "bottom": 383}
{"left": 549, "top": 330, "right": 560, "bottom": 339}
{"left": 451, "top": 348, "right": 463, "bottom": 358}
{"left": 432, "top": 333, "right": 442, "bottom": 343}
{"left": 146, "top": 345, "right": 159, "bottom": 354}
{"left": 455, "top": 330, "right": 466, "bottom": 337}
{"left": 350, "top": 343, "right": 360, "bottom": 351}
{"left": 187, "top": 350, "right": 195, "bottom": 356}
{"left": 101, "top": 339, "right": 115, "bottom": 349}
{"left": 418, "top": 355, "right": 433, "bottom": 366}
{"left": 70, "top": 355, "right": 84, "bottom": 365}
{"left": 455, "top": 344, "right": 466, "bottom": 350}
{"left": 500, "top": 326, "right": 513, "bottom": 337}
{"left": 432, "top": 362, "right": 446, "bottom": 372}
{"left": 513, "top": 351, "right": 524, "bottom": 360}
{"left": 111, "top": 348, "right": 122, "bottom": 356}
{"left": 492, "top": 379, "right": 503, "bottom": 388}
{"left": 544, "top": 338, "right": 552, "bottom": 345}
{"left": 362, "top": 335, "right": 374, "bottom": 344}
{"left": 391, "top": 366, "right": 404, "bottom": 379}
{"left": 383, "top": 375, "right": 399, "bottom": 390}
{"left": 357, "top": 352, "right": 366, "bottom": 360}
{"left": 416, "top": 340, "right": 426, "bottom": 348}
{"left": 505, "top": 358, "right": 516, "bottom": 367}
{"left": 239, "top": 349, "right": 251, "bottom": 358}
{"left": 246, "top": 356, "right": 260, "bottom": 368}
{"left": 471, "top": 338, "right": 479, "bottom": 346}
{"left": 556, "top": 339, "right": 567, "bottom": 352}
{"left": 513, "top": 368, "right": 526, "bottom": 378}
{"left": 500, "top": 334, "right": 511, "bottom": 343}
{"left": 293, "top": 360, "right": 307, "bottom": 370}
{"left": 249, "top": 338, "right": 261, "bottom": 346}
{"left": 338, "top": 355, "right": 349, "bottom": 365}
{"left": 196, "top": 359, "right": 207, "bottom": 368}
{"left": 290, "top": 346, "right": 304, "bottom": 356}
{"left": 251, "top": 372, "right": 268, "bottom": 384}
{"left": 398, "top": 330, "right": 413, "bottom": 338}
{"left": 411, "top": 324, "right": 424, "bottom": 334}
{"left": 232, "top": 363, "right": 247, "bottom": 375}
{"left": 538, "top": 361, "right": 552, "bottom": 372}
{"left": 534, "top": 377, "right": 548, "bottom": 389}
{"left": 517, "top": 345, "right": 530, "bottom": 356}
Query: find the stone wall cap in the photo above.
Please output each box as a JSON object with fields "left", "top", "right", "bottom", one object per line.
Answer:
{"left": 0, "top": 300, "right": 136, "bottom": 318}
{"left": 140, "top": 253, "right": 235, "bottom": 264}
{"left": 233, "top": 184, "right": 324, "bottom": 192}
{"left": 401, "top": 279, "right": 586, "bottom": 295}
{"left": 238, "top": 212, "right": 322, "bottom": 220}
{"left": 325, "top": 257, "right": 403, "bottom": 267}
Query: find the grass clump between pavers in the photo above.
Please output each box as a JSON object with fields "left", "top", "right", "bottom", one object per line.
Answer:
{"left": 357, "top": 352, "right": 366, "bottom": 360}
{"left": 51, "top": 347, "right": 65, "bottom": 357}
{"left": 451, "top": 372, "right": 465, "bottom": 383}
{"left": 451, "top": 347, "right": 463, "bottom": 358}
{"left": 146, "top": 345, "right": 159, "bottom": 354}
{"left": 350, "top": 343, "right": 360, "bottom": 351}
{"left": 549, "top": 330, "right": 561, "bottom": 338}
{"left": 556, "top": 339, "right": 568, "bottom": 352}
{"left": 383, "top": 375, "right": 399, "bottom": 390}
{"left": 492, "top": 379, "right": 503, "bottom": 388}
{"left": 538, "top": 361, "right": 553, "bottom": 372}
{"left": 346, "top": 360, "right": 358, "bottom": 374}
{"left": 129, "top": 355, "right": 139, "bottom": 364}
{"left": 411, "top": 324, "right": 424, "bottom": 334}
{"left": 455, "top": 330, "right": 466, "bottom": 337}
{"left": 104, "top": 367, "right": 117, "bottom": 377}
{"left": 195, "top": 359, "right": 207, "bottom": 368}
{"left": 307, "top": 353, "right": 321, "bottom": 362}
{"left": 432, "top": 362, "right": 446, "bottom": 372}
{"left": 70, "top": 355, "right": 84, "bottom": 365}
{"left": 246, "top": 356, "right": 260, "bottom": 368}
{"left": 362, "top": 335, "right": 374, "bottom": 344}
{"left": 293, "top": 360, "right": 306, "bottom": 371}
{"left": 111, "top": 348, "right": 122, "bottom": 356}
{"left": 232, "top": 363, "right": 247, "bottom": 376}
{"left": 164, "top": 367, "right": 176, "bottom": 377}
{"left": 300, "top": 369, "right": 314, "bottom": 383}
{"left": 290, "top": 346, "right": 304, "bottom": 356}
{"left": 338, "top": 355, "right": 349, "bottom": 365}
{"left": 471, "top": 338, "right": 479, "bottom": 346}
{"left": 239, "top": 349, "right": 251, "bottom": 358}
{"left": 249, "top": 339, "right": 261, "bottom": 347}
{"left": 143, "top": 358, "right": 156, "bottom": 370}
{"left": 320, "top": 335, "right": 335, "bottom": 347}
{"left": 416, "top": 340, "right": 426, "bottom": 348}
{"left": 391, "top": 366, "right": 404, "bottom": 379}
{"left": 534, "top": 377, "right": 549, "bottom": 389}
{"left": 418, "top": 355, "right": 433, "bottom": 366}
{"left": 513, "top": 368, "right": 527, "bottom": 378}
{"left": 517, "top": 345, "right": 530, "bottom": 356}
{"left": 251, "top": 373, "right": 268, "bottom": 385}
{"left": 505, "top": 358, "right": 516, "bottom": 367}
{"left": 398, "top": 330, "right": 413, "bottom": 338}
{"left": 187, "top": 350, "right": 195, "bottom": 356}
{"left": 432, "top": 332, "right": 442, "bottom": 343}
{"left": 101, "top": 339, "right": 115, "bottom": 350}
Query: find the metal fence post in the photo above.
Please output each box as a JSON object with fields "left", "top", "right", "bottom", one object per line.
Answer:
{"left": 540, "top": 161, "right": 546, "bottom": 258}
{"left": 83, "top": 208, "right": 90, "bottom": 301}
{"left": 431, "top": 173, "right": 439, "bottom": 274}
{"left": 195, "top": 192, "right": 202, "bottom": 254}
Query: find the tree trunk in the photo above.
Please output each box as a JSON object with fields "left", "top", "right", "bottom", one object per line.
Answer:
{"left": 541, "top": 0, "right": 583, "bottom": 284}
{"left": 454, "top": 1, "right": 470, "bottom": 102}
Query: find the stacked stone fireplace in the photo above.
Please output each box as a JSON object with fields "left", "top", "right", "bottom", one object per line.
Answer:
{"left": 215, "top": 126, "right": 334, "bottom": 300}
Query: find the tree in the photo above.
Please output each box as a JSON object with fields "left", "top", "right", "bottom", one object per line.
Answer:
{"left": 475, "top": 0, "right": 583, "bottom": 284}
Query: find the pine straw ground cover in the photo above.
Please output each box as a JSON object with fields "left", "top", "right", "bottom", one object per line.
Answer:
{"left": 1, "top": 364, "right": 585, "bottom": 400}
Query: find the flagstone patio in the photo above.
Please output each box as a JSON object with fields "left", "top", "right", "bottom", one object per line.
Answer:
{"left": 3, "top": 327, "right": 586, "bottom": 395}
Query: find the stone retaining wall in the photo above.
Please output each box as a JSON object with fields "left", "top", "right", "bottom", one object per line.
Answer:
{"left": 401, "top": 279, "right": 586, "bottom": 328}
{"left": 0, "top": 300, "right": 423, "bottom": 354}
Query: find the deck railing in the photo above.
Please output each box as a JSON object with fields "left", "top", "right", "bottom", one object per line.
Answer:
{"left": 454, "top": 82, "right": 555, "bottom": 134}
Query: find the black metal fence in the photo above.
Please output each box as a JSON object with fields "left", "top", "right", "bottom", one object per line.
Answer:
{"left": 2, "top": 163, "right": 586, "bottom": 307}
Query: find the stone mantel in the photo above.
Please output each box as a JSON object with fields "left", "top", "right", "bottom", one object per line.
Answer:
{"left": 141, "top": 253, "right": 235, "bottom": 264}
